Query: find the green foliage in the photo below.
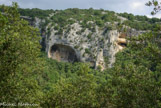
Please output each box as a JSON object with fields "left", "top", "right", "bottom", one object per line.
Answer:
{"left": 106, "top": 24, "right": 116, "bottom": 30}
{"left": 0, "top": 3, "right": 43, "bottom": 106}
{"left": 97, "top": 65, "right": 102, "bottom": 71}
{"left": 54, "top": 25, "right": 59, "bottom": 30}
{"left": 98, "top": 64, "right": 160, "bottom": 107}
{"left": 146, "top": 0, "right": 161, "bottom": 15}
{"left": 55, "top": 28, "right": 63, "bottom": 35}
{"left": 123, "top": 19, "right": 161, "bottom": 30}
{"left": 96, "top": 20, "right": 103, "bottom": 27}
{"left": 119, "top": 12, "right": 161, "bottom": 30}
{"left": 74, "top": 45, "right": 79, "bottom": 49}
{"left": 104, "top": 56, "right": 110, "bottom": 67}
{"left": 87, "top": 33, "right": 92, "bottom": 39}
{"left": 1, "top": 3, "right": 160, "bottom": 108}
{"left": 40, "top": 32, "right": 161, "bottom": 107}
{"left": 18, "top": 8, "right": 54, "bottom": 19}
{"left": 85, "top": 48, "right": 91, "bottom": 54}
{"left": 42, "top": 64, "right": 99, "bottom": 107}
{"left": 106, "top": 32, "right": 161, "bottom": 107}
{"left": 44, "top": 8, "right": 121, "bottom": 31}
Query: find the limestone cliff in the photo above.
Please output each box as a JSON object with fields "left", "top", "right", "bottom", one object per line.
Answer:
{"left": 44, "top": 22, "right": 144, "bottom": 70}
{"left": 29, "top": 10, "right": 147, "bottom": 70}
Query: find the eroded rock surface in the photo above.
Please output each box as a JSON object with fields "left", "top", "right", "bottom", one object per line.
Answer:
{"left": 21, "top": 12, "right": 148, "bottom": 70}
{"left": 44, "top": 22, "right": 143, "bottom": 70}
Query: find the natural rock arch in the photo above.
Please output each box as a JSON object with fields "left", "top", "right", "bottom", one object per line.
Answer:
{"left": 49, "top": 44, "right": 78, "bottom": 63}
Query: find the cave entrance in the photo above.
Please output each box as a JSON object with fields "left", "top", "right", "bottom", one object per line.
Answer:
{"left": 50, "top": 44, "right": 78, "bottom": 63}
{"left": 118, "top": 42, "right": 127, "bottom": 47}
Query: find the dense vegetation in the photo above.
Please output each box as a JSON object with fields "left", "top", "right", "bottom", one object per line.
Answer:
{"left": 0, "top": 3, "right": 161, "bottom": 108}
{"left": 16, "top": 6, "right": 161, "bottom": 32}
{"left": 0, "top": 3, "right": 43, "bottom": 104}
{"left": 18, "top": 8, "right": 54, "bottom": 19}
{"left": 119, "top": 12, "right": 161, "bottom": 30}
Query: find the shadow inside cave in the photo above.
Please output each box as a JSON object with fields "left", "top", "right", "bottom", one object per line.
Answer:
{"left": 50, "top": 44, "right": 78, "bottom": 63}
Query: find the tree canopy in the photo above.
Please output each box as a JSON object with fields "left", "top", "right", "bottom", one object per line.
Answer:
{"left": 0, "top": 3, "right": 44, "bottom": 106}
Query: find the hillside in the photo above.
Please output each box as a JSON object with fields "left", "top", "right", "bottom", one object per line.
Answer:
{"left": 18, "top": 8, "right": 161, "bottom": 30}
{"left": 17, "top": 8, "right": 161, "bottom": 70}
{"left": 0, "top": 4, "right": 160, "bottom": 107}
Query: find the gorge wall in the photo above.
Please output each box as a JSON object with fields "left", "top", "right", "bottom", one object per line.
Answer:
{"left": 19, "top": 8, "right": 160, "bottom": 70}
{"left": 29, "top": 12, "right": 145, "bottom": 70}
{"left": 44, "top": 22, "right": 144, "bottom": 70}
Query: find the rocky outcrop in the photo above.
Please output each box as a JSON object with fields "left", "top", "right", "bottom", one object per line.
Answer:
{"left": 23, "top": 15, "right": 145, "bottom": 70}
{"left": 20, "top": 12, "right": 148, "bottom": 70}
{"left": 44, "top": 22, "right": 144, "bottom": 70}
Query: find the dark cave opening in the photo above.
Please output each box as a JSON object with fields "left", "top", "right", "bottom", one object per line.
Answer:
{"left": 50, "top": 44, "right": 78, "bottom": 63}
{"left": 118, "top": 42, "right": 127, "bottom": 47}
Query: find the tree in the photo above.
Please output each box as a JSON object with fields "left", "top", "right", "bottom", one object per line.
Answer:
{"left": 146, "top": 0, "right": 161, "bottom": 15}
{"left": 42, "top": 64, "right": 99, "bottom": 107}
{"left": 97, "top": 32, "right": 161, "bottom": 107}
{"left": 0, "top": 3, "right": 44, "bottom": 106}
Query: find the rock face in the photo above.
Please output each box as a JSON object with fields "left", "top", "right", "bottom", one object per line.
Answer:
{"left": 26, "top": 14, "right": 145, "bottom": 70}
{"left": 44, "top": 22, "right": 144, "bottom": 70}
{"left": 20, "top": 11, "right": 150, "bottom": 70}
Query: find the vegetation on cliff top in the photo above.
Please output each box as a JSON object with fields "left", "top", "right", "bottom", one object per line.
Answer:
{"left": 16, "top": 6, "right": 161, "bottom": 31}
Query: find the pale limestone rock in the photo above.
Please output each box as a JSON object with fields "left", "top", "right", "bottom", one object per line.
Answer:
{"left": 45, "top": 22, "right": 144, "bottom": 70}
